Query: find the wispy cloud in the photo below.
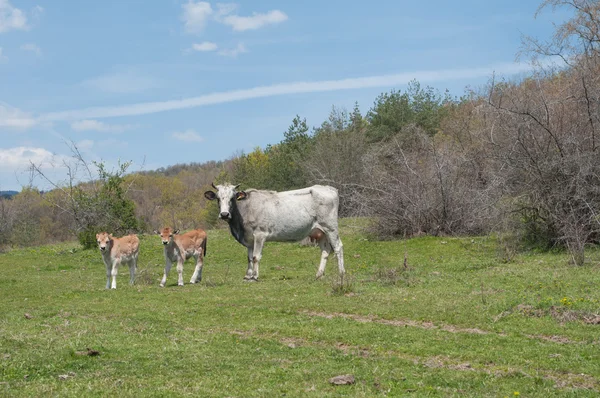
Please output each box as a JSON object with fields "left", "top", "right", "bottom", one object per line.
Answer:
{"left": 0, "top": 0, "right": 27, "bottom": 33}
{"left": 71, "top": 119, "right": 135, "bottom": 133}
{"left": 182, "top": 1, "right": 213, "bottom": 34}
{"left": 221, "top": 9, "right": 287, "bottom": 32}
{"left": 0, "top": 47, "right": 6, "bottom": 62}
{"left": 20, "top": 43, "right": 41, "bottom": 56}
{"left": 172, "top": 129, "right": 204, "bottom": 143}
{"left": 76, "top": 139, "right": 94, "bottom": 151}
{"left": 40, "top": 63, "right": 534, "bottom": 122}
{"left": 0, "top": 103, "right": 36, "bottom": 129}
{"left": 191, "top": 41, "right": 218, "bottom": 52}
{"left": 81, "top": 70, "right": 160, "bottom": 94}
{"left": 218, "top": 42, "right": 247, "bottom": 57}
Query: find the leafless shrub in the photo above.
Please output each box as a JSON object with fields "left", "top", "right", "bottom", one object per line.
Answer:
{"left": 351, "top": 123, "right": 500, "bottom": 239}
{"left": 330, "top": 272, "right": 355, "bottom": 296}
{"left": 134, "top": 267, "right": 156, "bottom": 286}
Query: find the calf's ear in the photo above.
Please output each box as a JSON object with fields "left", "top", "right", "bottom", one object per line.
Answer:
{"left": 153, "top": 230, "right": 159, "bottom": 235}
{"left": 236, "top": 191, "right": 248, "bottom": 201}
{"left": 173, "top": 229, "right": 180, "bottom": 234}
{"left": 204, "top": 191, "right": 216, "bottom": 200}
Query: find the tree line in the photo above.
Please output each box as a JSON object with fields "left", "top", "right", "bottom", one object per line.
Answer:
{"left": 2, "top": 0, "right": 599, "bottom": 264}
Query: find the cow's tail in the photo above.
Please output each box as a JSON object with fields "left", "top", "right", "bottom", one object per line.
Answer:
{"left": 202, "top": 236, "right": 207, "bottom": 257}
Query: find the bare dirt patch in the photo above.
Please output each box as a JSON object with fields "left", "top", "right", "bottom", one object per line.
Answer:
{"left": 302, "top": 310, "right": 585, "bottom": 345}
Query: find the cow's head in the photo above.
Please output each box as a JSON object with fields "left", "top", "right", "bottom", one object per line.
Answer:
{"left": 204, "top": 182, "right": 247, "bottom": 221}
{"left": 155, "top": 227, "right": 179, "bottom": 245}
{"left": 96, "top": 232, "right": 113, "bottom": 252}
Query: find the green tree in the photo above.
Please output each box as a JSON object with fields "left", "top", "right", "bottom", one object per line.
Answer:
{"left": 366, "top": 80, "right": 453, "bottom": 142}
{"left": 77, "top": 161, "right": 140, "bottom": 249}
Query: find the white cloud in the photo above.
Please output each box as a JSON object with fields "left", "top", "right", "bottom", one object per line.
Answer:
{"left": 71, "top": 119, "right": 134, "bottom": 133}
{"left": 221, "top": 9, "right": 287, "bottom": 32}
{"left": 182, "top": 1, "right": 213, "bottom": 34}
{"left": 0, "top": 47, "right": 6, "bottom": 62}
{"left": 82, "top": 71, "right": 160, "bottom": 94}
{"left": 0, "top": 0, "right": 27, "bottom": 33}
{"left": 0, "top": 146, "right": 64, "bottom": 169}
{"left": 20, "top": 43, "right": 41, "bottom": 56}
{"left": 0, "top": 103, "right": 36, "bottom": 129}
{"left": 172, "top": 129, "right": 204, "bottom": 143}
{"left": 40, "top": 62, "right": 536, "bottom": 122}
{"left": 192, "top": 41, "right": 218, "bottom": 52}
{"left": 218, "top": 42, "right": 247, "bottom": 57}
{"left": 215, "top": 3, "right": 237, "bottom": 18}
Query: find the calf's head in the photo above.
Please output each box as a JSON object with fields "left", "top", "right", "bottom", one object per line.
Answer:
{"left": 204, "top": 182, "right": 247, "bottom": 221}
{"left": 96, "top": 232, "right": 113, "bottom": 252}
{"left": 155, "top": 227, "right": 179, "bottom": 245}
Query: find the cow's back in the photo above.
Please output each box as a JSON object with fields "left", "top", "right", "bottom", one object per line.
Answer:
{"left": 238, "top": 185, "right": 339, "bottom": 241}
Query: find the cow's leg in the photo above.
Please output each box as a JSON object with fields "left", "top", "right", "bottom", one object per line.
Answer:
{"left": 160, "top": 258, "right": 172, "bottom": 287}
{"left": 324, "top": 230, "right": 345, "bottom": 275}
{"left": 244, "top": 246, "right": 254, "bottom": 280}
{"left": 190, "top": 253, "right": 203, "bottom": 284}
{"left": 105, "top": 260, "right": 112, "bottom": 289}
{"left": 111, "top": 259, "right": 120, "bottom": 289}
{"left": 251, "top": 235, "right": 266, "bottom": 281}
{"left": 316, "top": 237, "right": 332, "bottom": 279}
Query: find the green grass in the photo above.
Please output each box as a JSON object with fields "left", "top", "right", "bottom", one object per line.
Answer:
{"left": 1, "top": 219, "right": 600, "bottom": 397}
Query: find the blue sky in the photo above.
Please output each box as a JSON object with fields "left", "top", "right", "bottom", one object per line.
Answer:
{"left": 0, "top": 0, "right": 567, "bottom": 191}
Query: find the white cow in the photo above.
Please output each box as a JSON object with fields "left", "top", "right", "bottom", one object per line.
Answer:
{"left": 155, "top": 227, "right": 207, "bottom": 287}
{"left": 96, "top": 232, "right": 139, "bottom": 289}
{"left": 204, "top": 183, "right": 345, "bottom": 281}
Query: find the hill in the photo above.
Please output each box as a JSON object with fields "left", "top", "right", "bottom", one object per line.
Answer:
{"left": 0, "top": 190, "right": 18, "bottom": 199}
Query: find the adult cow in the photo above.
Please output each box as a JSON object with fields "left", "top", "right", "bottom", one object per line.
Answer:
{"left": 204, "top": 183, "right": 345, "bottom": 281}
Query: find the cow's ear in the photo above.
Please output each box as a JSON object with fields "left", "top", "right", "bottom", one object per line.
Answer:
{"left": 236, "top": 191, "right": 247, "bottom": 201}
{"left": 153, "top": 230, "right": 159, "bottom": 235}
{"left": 173, "top": 229, "right": 180, "bottom": 235}
{"left": 204, "top": 191, "right": 216, "bottom": 200}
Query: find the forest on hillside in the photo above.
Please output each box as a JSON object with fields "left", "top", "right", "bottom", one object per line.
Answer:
{"left": 2, "top": 0, "right": 600, "bottom": 264}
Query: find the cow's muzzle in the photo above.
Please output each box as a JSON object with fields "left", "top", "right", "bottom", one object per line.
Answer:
{"left": 99, "top": 247, "right": 106, "bottom": 251}
{"left": 219, "top": 212, "right": 231, "bottom": 220}
{"left": 162, "top": 241, "right": 168, "bottom": 245}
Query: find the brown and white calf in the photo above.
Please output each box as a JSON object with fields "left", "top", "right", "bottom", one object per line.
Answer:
{"left": 96, "top": 232, "right": 140, "bottom": 289}
{"left": 155, "top": 227, "right": 207, "bottom": 287}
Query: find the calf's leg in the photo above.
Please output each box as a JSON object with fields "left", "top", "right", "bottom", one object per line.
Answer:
{"left": 160, "top": 258, "right": 172, "bottom": 287}
{"left": 176, "top": 259, "right": 185, "bottom": 286}
{"left": 110, "top": 259, "right": 121, "bottom": 289}
{"left": 190, "top": 253, "right": 204, "bottom": 284}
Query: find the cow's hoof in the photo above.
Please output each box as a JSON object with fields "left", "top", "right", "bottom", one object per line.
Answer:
{"left": 159, "top": 283, "right": 165, "bottom": 288}
{"left": 243, "top": 278, "right": 257, "bottom": 282}
{"left": 178, "top": 283, "right": 184, "bottom": 286}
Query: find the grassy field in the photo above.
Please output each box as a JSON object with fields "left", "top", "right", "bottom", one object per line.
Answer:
{"left": 1, "top": 219, "right": 600, "bottom": 397}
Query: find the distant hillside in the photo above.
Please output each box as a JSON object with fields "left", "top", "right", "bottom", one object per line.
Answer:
{"left": 0, "top": 190, "right": 18, "bottom": 199}
{"left": 140, "top": 160, "right": 230, "bottom": 177}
